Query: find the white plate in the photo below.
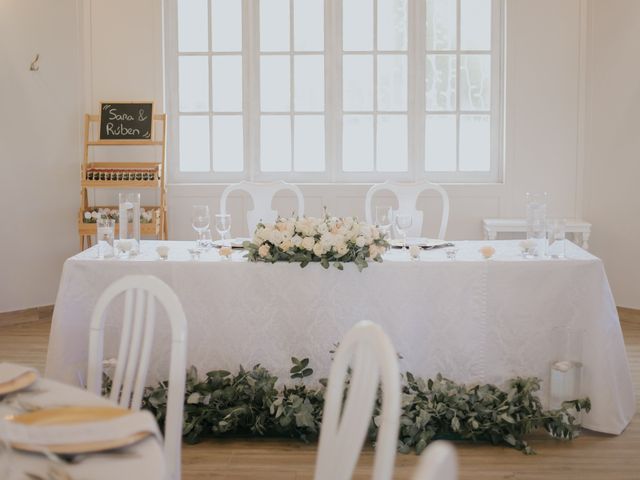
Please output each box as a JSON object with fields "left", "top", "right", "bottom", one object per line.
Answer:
{"left": 0, "top": 370, "right": 38, "bottom": 396}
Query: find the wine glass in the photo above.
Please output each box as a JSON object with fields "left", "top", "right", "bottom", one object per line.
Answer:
{"left": 395, "top": 214, "right": 413, "bottom": 252}
{"left": 215, "top": 213, "right": 232, "bottom": 245}
{"left": 375, "top": 206, "right": 393, "bottom": 238}
{"left": 192, "top": 205, "right": 211, "bottom": 248}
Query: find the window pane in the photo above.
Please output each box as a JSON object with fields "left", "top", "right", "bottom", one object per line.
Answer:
{"left": 459, "top": 114, "right": 490, "bottom": 171}
{"left": 294, "top": 0, "right": 324, "bottom": 51}
{"left": 212, "top": 0, "right": 242, "bottom": 52}
{"left": 426, "top": 54, "right": 456, "bottom": 111}
{"left": 377, "top": 115, "right": 407, "bottom": 172}
{"left": 343, "top": 0, "right": 373, "bottom": 51}
{"left": 179, "top": 56, "right": 209, "bottom": 112}
{"left": 261, "top": 115, "right": 292, "bottom": 171}
{"left": 179, "top": 116, "right": 210, "bottom": 172}
{"left": 178, "top": 0, "right": 208, "bottom": 52}
{"left": 212, "top": 56, "right": 242, "bottom": 112}
{"left": 294, "top": 56, "right": 324, "bottom": 112}
{"left": 377, "top": 55, "right": 407, "bottom": 111}
{"left": 343, "top": 55, "right": 373, "bottom": 111}
{"left": 343, "top": 115, "right": 373, "bottom": 171}
{"left": 377, "top": 0, "right": 407, "bottom": 51}
{"left": 212, "top": 116, "right": 243, "bottom": 172}
{"left": 426, "top": 0, "right": 457, "bottom": 50}
{"left": 460, "top": 0, "right": 491, "bottom": 50}
{"left": 425, "top": 114, "right": 456, "bottom": 171}
{"left": 260, "top": 55, "right": 290, "bottom": 112}
{"left": 460, "top": 55, "right": 490, "bottom": 111}
{"left": 260, "top": 0, "right": 290, "bottom": 52}
{"left": 294, "top": 115, "right": 325, "bottom": 171}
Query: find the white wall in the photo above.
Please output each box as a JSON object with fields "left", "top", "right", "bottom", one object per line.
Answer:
{"left": 2, "top": 0, "right": 637, "bottom": 311}
{"left": 583, "top": 0, "right": 640, "bottom": 308}
{"left": 0, "top": 0, "right": 83, "bottom": 312}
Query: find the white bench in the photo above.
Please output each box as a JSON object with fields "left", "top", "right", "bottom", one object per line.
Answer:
{"left": 483, "top": 218, "right": 592, "bottom": 250}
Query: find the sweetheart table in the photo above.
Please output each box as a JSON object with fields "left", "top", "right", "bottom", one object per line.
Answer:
{"left": 45, "top": 240, "right": 635, "bottom": 435}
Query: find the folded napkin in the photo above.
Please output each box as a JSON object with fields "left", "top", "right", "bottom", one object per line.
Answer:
{"left": 1, "top": 409, "right": 162, "bottom": 446}
{"left": 0, "top": 362, "right": 38, "bottom": 386}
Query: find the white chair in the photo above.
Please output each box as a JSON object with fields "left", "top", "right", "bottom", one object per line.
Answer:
{"left": 87, "top": 275, "right": 187, "bottom": 480}
{"left": 219, "top": 180, "right": 305, "bottom": 234}
{"left": 411, "top": 441, "right": 458, "bottom": 480}
{"left": 314, "top": 321, "right": 401, "bottom": 480}
{"left": 364, "top": 180, "right": 450, "bottom": 239}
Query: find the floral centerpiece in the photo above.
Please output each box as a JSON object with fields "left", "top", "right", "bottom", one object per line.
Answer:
{"left": 82, "top": 207, "right": 155, "bottom": 224}
{"left": 243, "top": 212, "right": 389, "bottom": 271}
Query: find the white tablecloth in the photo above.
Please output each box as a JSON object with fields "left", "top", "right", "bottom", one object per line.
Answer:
{"left": 0, "top": 377, "right": 166, "bottom": 479}
{"left": 46, "top": 240, "right": 635, "bottom": 435}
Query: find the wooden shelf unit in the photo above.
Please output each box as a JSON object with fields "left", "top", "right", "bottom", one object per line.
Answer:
{"left": 78, "top": 113, "right": 168, "bottom": 250}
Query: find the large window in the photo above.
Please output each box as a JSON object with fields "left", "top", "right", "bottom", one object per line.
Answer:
{"left": 166, "top": 0, "right": 503, "bottom": 183}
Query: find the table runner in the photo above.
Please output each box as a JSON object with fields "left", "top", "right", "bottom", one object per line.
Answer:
{"left": 45, "top": 240, "right": 635, "bottom": 434}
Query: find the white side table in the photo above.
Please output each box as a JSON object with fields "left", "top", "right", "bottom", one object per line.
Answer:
{"left": 483, "top": 218, "right": 592, "bottom": 250}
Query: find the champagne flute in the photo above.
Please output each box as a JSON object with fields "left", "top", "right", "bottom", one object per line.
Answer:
{"left": 192, "top": 205, "right": 211, "bottom": 249}
{"left": 395, "top": 214, "right": 413, "bottom": 252}
{"left": 375, "top": 206, "right": 393, "bottom": 238}
{"left": 215, "top": 213, "right": 231, "bottom": 245}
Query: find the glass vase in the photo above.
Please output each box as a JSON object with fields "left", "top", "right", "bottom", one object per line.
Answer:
{"left": 525, "top": 192, "right": 548, "bottom": 257}
{"left": 118, "top": 192, "right": 141, "bottom": 255}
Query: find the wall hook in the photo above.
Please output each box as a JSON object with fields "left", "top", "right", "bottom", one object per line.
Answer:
{"left": 30, "top": 54, "right": 40, "bottom": 72}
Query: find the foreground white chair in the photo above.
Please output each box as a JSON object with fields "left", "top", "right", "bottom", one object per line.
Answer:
{"left": 411, "top": 441, "right": 458, "bottom": 480}
{"left": 364, "top": 180, "right": 450, "bottom": 239}
{"left": 87, "top": 275, "right": 187, "bottom": 480}
{"left": 314, "top": 321, "right": 401, "bottom": 480}
{"left": 220, "top": 180, "right": 305, "bottom": 234}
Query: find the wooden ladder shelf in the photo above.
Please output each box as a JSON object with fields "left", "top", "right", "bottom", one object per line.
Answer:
{"left": 78, "top": 113, "right": 168, "bottom": 250}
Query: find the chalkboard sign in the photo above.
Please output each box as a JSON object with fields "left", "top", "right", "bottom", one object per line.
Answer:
{"left": 99, "top": 102, "right": 153, "bottom": 140}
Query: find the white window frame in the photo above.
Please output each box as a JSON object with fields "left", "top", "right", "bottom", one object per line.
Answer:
{"left": 165, "top": 0, "right": 504, "bottom": 184}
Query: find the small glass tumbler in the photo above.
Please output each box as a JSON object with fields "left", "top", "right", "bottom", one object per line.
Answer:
{"left": 547, "top": 219, "right": 567, "bottom": 259}
{"left": 97, "top": 218, "right": 115, "bottom": 259}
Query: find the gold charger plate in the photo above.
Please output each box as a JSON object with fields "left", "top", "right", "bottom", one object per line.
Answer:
{"left": 7, "top": 406, "right": 151, "bottom": 454}
{"left": 0, "top": 370, "right": 38, "bottom": 396}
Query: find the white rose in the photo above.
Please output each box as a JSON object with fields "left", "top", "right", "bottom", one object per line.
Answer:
{"left": 369, "top": 244, "right": 380, "bottom": 259}
{"left": 252, "top": 235, "right": 264, "bottom": 246}
{"left": 91, "top": 211, "right": 98, "bottom": 219}
{"left": 280, "top": 239, "right": 292, "bottom": 252}
{"left": 84, "top": 212, "right": 91, "bottom": 220}
{"left": 258, "top": 244, "right": 270, "bottom": 258}
{"left": 291, "top": 235, "right": 303, "bottom": 247}
{"left": 269, "top": 229, "right": 284, "bottom": 246}
{"left": 355, "top": 236, "right": 366, "bottom": 248}
{"left": 256, "top": 227, "right": 270, "bottom": 241}
{"left": 313, "top": 242, "right": 325, "bottom": 257}
{"left": 317, "top": 222, "right": 329, "bottom": 235}
{"left": 336, "top": 243, "right": 349, "bottom": 257}
{"left": 301, "top": 236, "right": 315, "bottom": 251}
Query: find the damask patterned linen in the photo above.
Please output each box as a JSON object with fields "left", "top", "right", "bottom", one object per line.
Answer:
{"left": 45, "top": 240, "right": 635, "bottom": 434}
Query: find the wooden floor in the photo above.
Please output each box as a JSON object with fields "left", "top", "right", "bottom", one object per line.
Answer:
{"left": 1, "top": 310, "right": 639, "bottom": 479}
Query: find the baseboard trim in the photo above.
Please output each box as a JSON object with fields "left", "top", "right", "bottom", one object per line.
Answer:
{"left": 0, "top": 305, "right": 53, "bottom": 327}
{"left": 618, "top": 307, "right": 640, "bottom": 321}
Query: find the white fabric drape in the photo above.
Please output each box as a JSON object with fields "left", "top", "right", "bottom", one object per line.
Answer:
{"left": 45, "top": 240, "right": 635, "bottom": 434}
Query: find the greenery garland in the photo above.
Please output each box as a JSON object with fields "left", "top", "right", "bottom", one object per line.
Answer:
{"left": 120, "top": 357, "right": 591, "bottom": 455}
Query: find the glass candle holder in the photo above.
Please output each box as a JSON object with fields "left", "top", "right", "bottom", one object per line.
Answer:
{"left": 118, "top": 192, "right": 141, "bottom": 255}
{"left": 526, "top": 192, "right": 548, "bottom": 257}
{"left": 97, "top": 217, "right": 115, "bottom": 259}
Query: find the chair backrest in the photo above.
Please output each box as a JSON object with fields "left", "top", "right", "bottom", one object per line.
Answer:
{"left": 219, "top": 181, "right": 305, "bottom": 234}
{"left": 87, "top": 275, "right": 187, "bottom": 480}
{"left": 364, "top": 180, "right": 450, "bottom": 239}
{"left": 411, "top": 441, "right": 458, "bottom": 480}
{"left": 314, "top": 321, "right": 401, "bottom": 480}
